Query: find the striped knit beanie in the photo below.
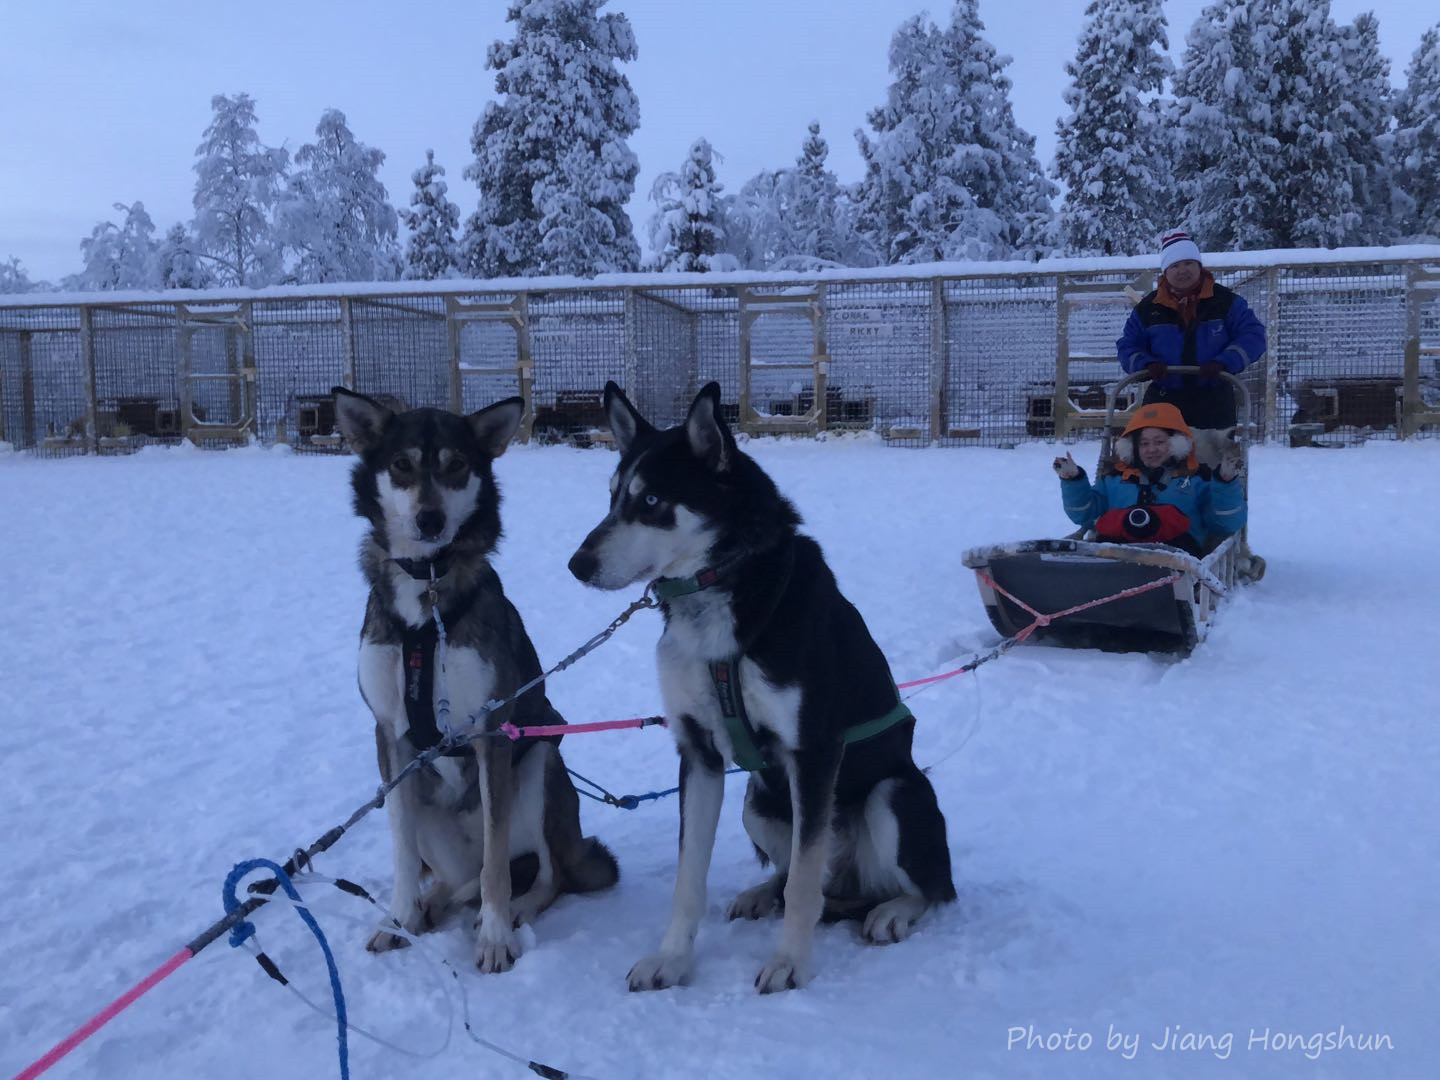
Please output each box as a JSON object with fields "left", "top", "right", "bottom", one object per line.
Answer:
{"left": 1159, "top": 230, "right": 1202, "bottom": 272}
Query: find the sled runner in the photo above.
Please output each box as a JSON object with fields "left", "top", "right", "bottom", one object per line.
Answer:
{"left": 962, "top": 368, "right": 1256, "bottom": 656}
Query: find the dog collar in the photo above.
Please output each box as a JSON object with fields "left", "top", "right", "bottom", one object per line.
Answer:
{"left": 650, "top": 550, "right": 759, "bottom": 601}
{"left": 391, "top": 549, "right": 453, "bottom": 582}
{"left": 650, "top": 566, "right": 726, "bottom": 601}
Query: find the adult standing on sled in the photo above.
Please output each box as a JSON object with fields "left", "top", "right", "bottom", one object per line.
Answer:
{"left": 1053, "top": 403, "right": 1246, "bottom": 557}
{"left": 1117, "top": 230, "right": 1266, "bottom": 435}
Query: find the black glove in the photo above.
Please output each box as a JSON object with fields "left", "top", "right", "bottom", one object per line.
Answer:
{"left": 1198, "top": 360, "right": 1223, "bottom": 379}
{"left": 1145, "top": 360, "right": 1167, "bottom": 382}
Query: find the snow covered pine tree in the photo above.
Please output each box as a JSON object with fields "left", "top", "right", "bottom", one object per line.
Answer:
{"left": 854, "top": 0, "right": 1054, "bottom": 264}
{"left": 1174, "top": 0, "right": 1368, "bottom": 249}
{"left": 1395, "top": 23, "right": 1440, "bottom": 239}
{"left": 647, "top": 138, "right": 727, "bottom": 272}
{"left": 1053, "top": 0, "right": 1174, "bottom": 256}
{"left": 462, "top": 0, "right": 641, "bottom": 278}
{"left": 400, "top": 150, "right": 460, "bottom": 280}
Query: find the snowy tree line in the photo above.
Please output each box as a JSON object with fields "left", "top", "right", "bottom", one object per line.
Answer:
{"left": 1, "top": 0, "right": 1437, "bottom": 293}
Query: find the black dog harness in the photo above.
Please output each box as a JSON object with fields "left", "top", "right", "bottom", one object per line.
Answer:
{"left": 390, "top": 551, "right": 473, "bottom": 757}
{"left": 653, "top": 565, "right": 913, "bottom": 772}
{"left": 398, "top": 617, "right": 463, "bottom": 755}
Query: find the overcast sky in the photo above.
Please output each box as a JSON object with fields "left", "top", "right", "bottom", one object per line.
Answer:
{"left": 0, "top": 0, "right": 1432, "bottom": 282}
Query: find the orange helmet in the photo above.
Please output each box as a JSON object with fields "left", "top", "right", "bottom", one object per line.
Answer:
{"left": 1115, "top": 402, "right": 1197, "bottom": 474}
{"left": 1121, "top": 401, "right": 1193, "bottom": 438}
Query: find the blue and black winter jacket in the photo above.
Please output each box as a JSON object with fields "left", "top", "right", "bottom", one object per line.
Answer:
{"left": 1117, "top": 278, "right": 1266, "bottom": 391}
{"left": 1060, "top": 468, "right": 1247, "bottom": 549}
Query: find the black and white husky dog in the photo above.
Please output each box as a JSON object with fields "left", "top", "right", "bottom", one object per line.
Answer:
{"left": 568, "top": 382, "right": 954, "bottom": 993}
{"left": 333, "top": 387, "right": 618, "bottom": 973}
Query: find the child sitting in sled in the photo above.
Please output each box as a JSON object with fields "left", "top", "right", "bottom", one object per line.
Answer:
{"left": 1052, "top": 402, "right": 1246, "bottom": 557}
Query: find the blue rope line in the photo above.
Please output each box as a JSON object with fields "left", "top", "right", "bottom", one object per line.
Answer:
{"left": 224, "top": 858, "right": 348, "bottom": 1080}
{"left": 567, "top": 765, "right": 745, "bottom": 810}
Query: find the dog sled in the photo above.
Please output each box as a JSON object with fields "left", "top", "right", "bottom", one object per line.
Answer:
{"left": 962, "top": 368, "right": 1257, "bottom": 656}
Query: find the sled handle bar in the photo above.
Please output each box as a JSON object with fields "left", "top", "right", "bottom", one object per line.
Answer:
{"left": 1099, "top": 367, "right": 1253, "bottom": 466}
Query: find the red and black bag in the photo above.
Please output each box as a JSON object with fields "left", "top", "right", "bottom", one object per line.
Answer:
{"left": 1095, "top": 503, "right": 1191, "bottom": 545}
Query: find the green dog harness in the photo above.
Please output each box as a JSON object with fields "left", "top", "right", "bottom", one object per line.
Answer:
{"left": 708, "top": 658, "right": 913, "bottom": 772}
{"left": 654, "top": 563, "right": 912, "bottom": 772}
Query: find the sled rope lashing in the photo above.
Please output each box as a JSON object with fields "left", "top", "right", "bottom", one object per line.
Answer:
{"left": 234, "top": 872, "right": 597, "bottom": 1079}
{"left": 975, "top": 568, "right": 1186, "bottom": 644}
{"left": 425, "top": 585, "right": 660, "bottom": 747}
{"left": 223, "top": 859, "right": 351, "bottom": 1080}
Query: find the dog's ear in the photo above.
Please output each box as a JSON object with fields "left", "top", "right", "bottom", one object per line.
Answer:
{"left": 603, "top": 380, "right": 653, "bottom": 454}
{"left": 332, "top": 386, "right": 392, "bottom": 453}
{"left": 685, "top": 382, "right": 731, "bottom": 472}
{"left": 468, "top": 397, "right": 525, "bottom": 459}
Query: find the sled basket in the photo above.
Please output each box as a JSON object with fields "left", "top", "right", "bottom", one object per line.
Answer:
{"left": 961, "top": 538, "right": 1236, "bottom": 655}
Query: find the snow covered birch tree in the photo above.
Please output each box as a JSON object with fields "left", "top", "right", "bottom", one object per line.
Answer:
{"left": 0, "top": 257, "right": 35, "bottom": 294}
{"left": 76, "top": 201, "right": 161, "bottom": 291}
{"left": 278, "top": 109, "right": 399, "bottom": 284}
{"left": 647, "top": 138, "right": 726, "bottom": 272}
{"left": 191, "top": 93, "right": 287, "bottom": 287}
{"left": 1395, "top": 25, "right": 1440, "bottom": 239}
{"left": 461, "top": 0, "right": 641, "bottom": 278}
{"left": 1052, "top": 0, "right": 1173, "bottom": 256}
{"left": 854, "top": 0, "right": 1054, "bottom": 264}
{"left": 719, "top": 170, "right": 787, "bottom": 269}
{"left": 400, "top": 150, "right": 460, "bottom": 280}
{"left": 156, "top": 223, "right": 212, "bottom": 289}
{"left": 724, "top": 123, "right": 867, "bottom": 269}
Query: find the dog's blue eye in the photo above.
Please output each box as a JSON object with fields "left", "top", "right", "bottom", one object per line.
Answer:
{"left": 644, "top": 493, "right": 660, "bottom": 507}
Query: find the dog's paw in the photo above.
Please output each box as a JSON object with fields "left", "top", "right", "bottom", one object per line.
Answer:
{"left": 474, "top": 917, "right": 523, "bottom": 974}
{"left": 365, "top": 921, "right": 413, "bottom": 953}
{"left": 861, "top": 896, "right": 929, "bottom": 945}
{"left": 727, "top": 880, "right": 782, "bottom": 921}
{"left": 475, "top": 937, "right": 520, "bottom": 974}
{"left": 418, "top": 893, "right": 451, "bottom": 931}
{"left": 754, "top": 952, "right": 812, "bottom": 994}
{"left": 627, "top": 951, "right": 692, "bottom": 992}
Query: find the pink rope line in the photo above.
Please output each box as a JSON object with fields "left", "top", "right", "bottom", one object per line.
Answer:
{"left": 499, "top": 715, "right": 663, "bottom": 741}
{"left": 897, "top": 667, "right": 974, "bottom": 691}
{"left": 499, "top": 572, "right": 1184, "bottom": 739}
{"left": 978, "top": 567, "right": 1183, "bottom": 632}
{"left": 897, "top": 569, "right": 1185, "bottom": 688}
{"left": 14, "top": 947, "right": 194, "bottom": 1080}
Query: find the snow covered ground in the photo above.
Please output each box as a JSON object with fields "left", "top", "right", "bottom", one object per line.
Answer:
{"left": 2, "top": 435, "right": 1437, "bottom": 1079}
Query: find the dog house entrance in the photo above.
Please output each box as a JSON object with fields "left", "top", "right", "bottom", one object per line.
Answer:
{"left": 448, "top": 294, "right": 535, "bottom": 441}
{"left": 179, "top": 303, "right": 254, "bottom": 442}
{"left": 739, "top": 285, "right": 829, "bottom": 435}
